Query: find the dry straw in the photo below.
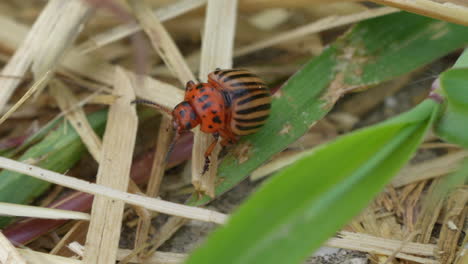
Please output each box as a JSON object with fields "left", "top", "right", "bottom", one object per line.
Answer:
{"left": 83, "top": 67, "right": 138, "bottom": 264}
{"left": 0, "top": 0, "right": 466, "bottom": 263}
{"left": 0, "top": 202, "right": 90, "bottom": 220}
{"left": 0, "top": 0, "right": 91, "bottom": 112}
{"left": 327, "top": 231, "right": 438, "bottom": 264}
{"left": 192, "top": 0, "right": 238, "bottom": 197}
{"left": 0, "top": 232, "right": 27, "bottom": 264}
{"left": 0, "top": 71, "right": 52, "bottom": 126}
{"left": 49, "top": 80, "right": 103, "bottom": 163}
{"left": 0, "top": 10, "right": 184, "bottom": 110}
{"left": 69, "top": 241, "right": 187, "bottom": 264}
{"left": 19, "top": 249, "right": 80, "bottom": 264}
{"left": 127, "top": 0, "right": 196, "bottom": 255}
{"left": 369, "top": 0, "right": 468, "bottom": 26}
{"left": 235, "top": 7, "right": 398, "bottom": 57}
{"left": 0, "top": 156, "right": 227, "bottom": 224}
{"left": 77, "top": 0, "right": 207, "bottom": 54}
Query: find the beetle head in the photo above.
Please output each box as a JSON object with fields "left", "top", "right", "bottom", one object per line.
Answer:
{"left": 172, "top": 101, "right": 200, "bottom": 133}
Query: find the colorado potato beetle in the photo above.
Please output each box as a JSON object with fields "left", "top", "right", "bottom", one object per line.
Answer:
{"left": 134, "top": 68, "right": 271, "bottom": 173}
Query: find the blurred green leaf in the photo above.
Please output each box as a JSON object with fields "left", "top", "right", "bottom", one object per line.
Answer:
{"left": 453, "top": 48, "right": 468, "bottom": 68}
{"left": 434, "top": 106, "right": 468, "bottom": 148}
{"left": 440, "top": 68, "right": 468, "bottom": 109}
{"left": 186, "top": 100, "right": 438, "bottom": 264}
{"left": 0, "top": 110, "right": 107, "bottom": 227}
{"left": 434, "top": 48, "right": 468, "bottom": 148}
{"left": 189, "top": 11, "right": 468, "bottom": 205}
{"left": 0, "top": 116, "right": 63, "bottom": 157}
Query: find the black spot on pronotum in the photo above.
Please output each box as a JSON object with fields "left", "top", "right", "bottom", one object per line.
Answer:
{"left": 197, "top": 94, "right": 209, "bottom": 103}
{"left": 200, "top": 88, "right": 206, "bottom": 93}
{"left": 213, "top": 116, "right": 222, "bottom": 124}
{"left": 211, "top": 110, "right": 218, "bottom": 114}
{"left": 185, "top": 122, "right": 192, "bottom": 129}
{"left": 196, "top": 84, "right": 204, "bottom": 89}
{"left": 208, "top": 125, "right": 213, "bottom": 129}
{"left": 202, "top": 102, "right": 213, "bottom": 110}
{"left": 190, "top": 111, "right": 197, "bottom": 120}
{"left": 179, "top": 110, "right": 186, "bottom": 118}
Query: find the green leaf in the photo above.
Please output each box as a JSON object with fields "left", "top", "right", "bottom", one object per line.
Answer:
{"left": 434, "top": 107, "right": 468, "bottom": 148}
{"left": 452, "top": 48, "right": 468, "bottom": 68}
{"left": 189, "top": 11, "right": 468, "bottom": 205}
{"left": 434, "top": 67, "right": 468, "bottom": 148}
{"left": 0, "top": 116, "right": 63, "bottom": 157}
{"left": 440, "top": 68, "right": 468, "bottom": 109}
{"left": 0, "top": 110, "right": 108, "bottom": 227}
{"left": 185, "top": 100, "right": 438, "bottom": 264}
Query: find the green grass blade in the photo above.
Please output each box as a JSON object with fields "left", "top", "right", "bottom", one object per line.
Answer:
{"left": 189, "top": 12, "right": 468, "bottom": 205}
{"left": 0, "top": 117, "right": 63, "bottom": 157}
{"left": 434, "top": 65, "right": 468, "bottom": 147}
{"left": 185, "top": 100, "right": 439, "bottom": 264}
{"left": 0, "top": 110, "right": 108, "bottom": 227}
{"left": 453, "top": 48, "right": 468, "bottom": 68}
{"left": 430, "top": 45, "right": 468, "bottom": 148}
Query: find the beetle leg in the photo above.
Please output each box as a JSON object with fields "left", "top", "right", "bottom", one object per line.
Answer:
{"left": 219, "top": 129, "right": 238, "bottom": 146}
{"left": 203, "top": 133, "right": 220, "bottom": 174}
{"left": 204, "top": 133, "right": 220, "bottom": 157}
{"left": 220, "top": 137, "right": 232, "bottom": 146}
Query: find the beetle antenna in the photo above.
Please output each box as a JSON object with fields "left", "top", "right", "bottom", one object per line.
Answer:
{"left": 165, "top": 132, "right": 179, "bottom": 163}
{"left": 131, "top": 99, "right": 172, "bottom": 115}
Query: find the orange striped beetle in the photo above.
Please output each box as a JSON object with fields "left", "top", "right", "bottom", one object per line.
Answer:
{"left": 134, "top": 68, "right": 271, "bottom": 173}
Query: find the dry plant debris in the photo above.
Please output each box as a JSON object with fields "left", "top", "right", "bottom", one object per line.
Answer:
{"left": 0, "top": 157, "right": 228, "bottom": 224}
{"left": 49, "top": 80, "right": 103, "bottom": 163}
{"left": 0, "top": 202, "right": 90, "bottom": 221}
{"left": 128, "top": 0, "right": 195, "bottom": 257}
{"left": 83, "top": 67, "right": 138, "bottom": 264}
{"left": 0, "top": 232, "right": 26, "bottom": 264}
{"left": 369, "top": 0, "right": 468, "bottom": 26}
{"left": 192, "top": 0, "right": 238, "bottom": 197}
{"left": 0, "top": 1, "right": 466, "bottom": 264}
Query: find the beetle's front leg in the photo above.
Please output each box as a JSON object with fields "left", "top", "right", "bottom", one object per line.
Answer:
{"left": 202, "top": 132, "right": 220, "bottom": 174}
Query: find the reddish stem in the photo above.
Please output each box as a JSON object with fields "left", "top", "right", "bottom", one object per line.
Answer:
{"left": 0, "top": 135, "right": 29, "bottom": 151}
